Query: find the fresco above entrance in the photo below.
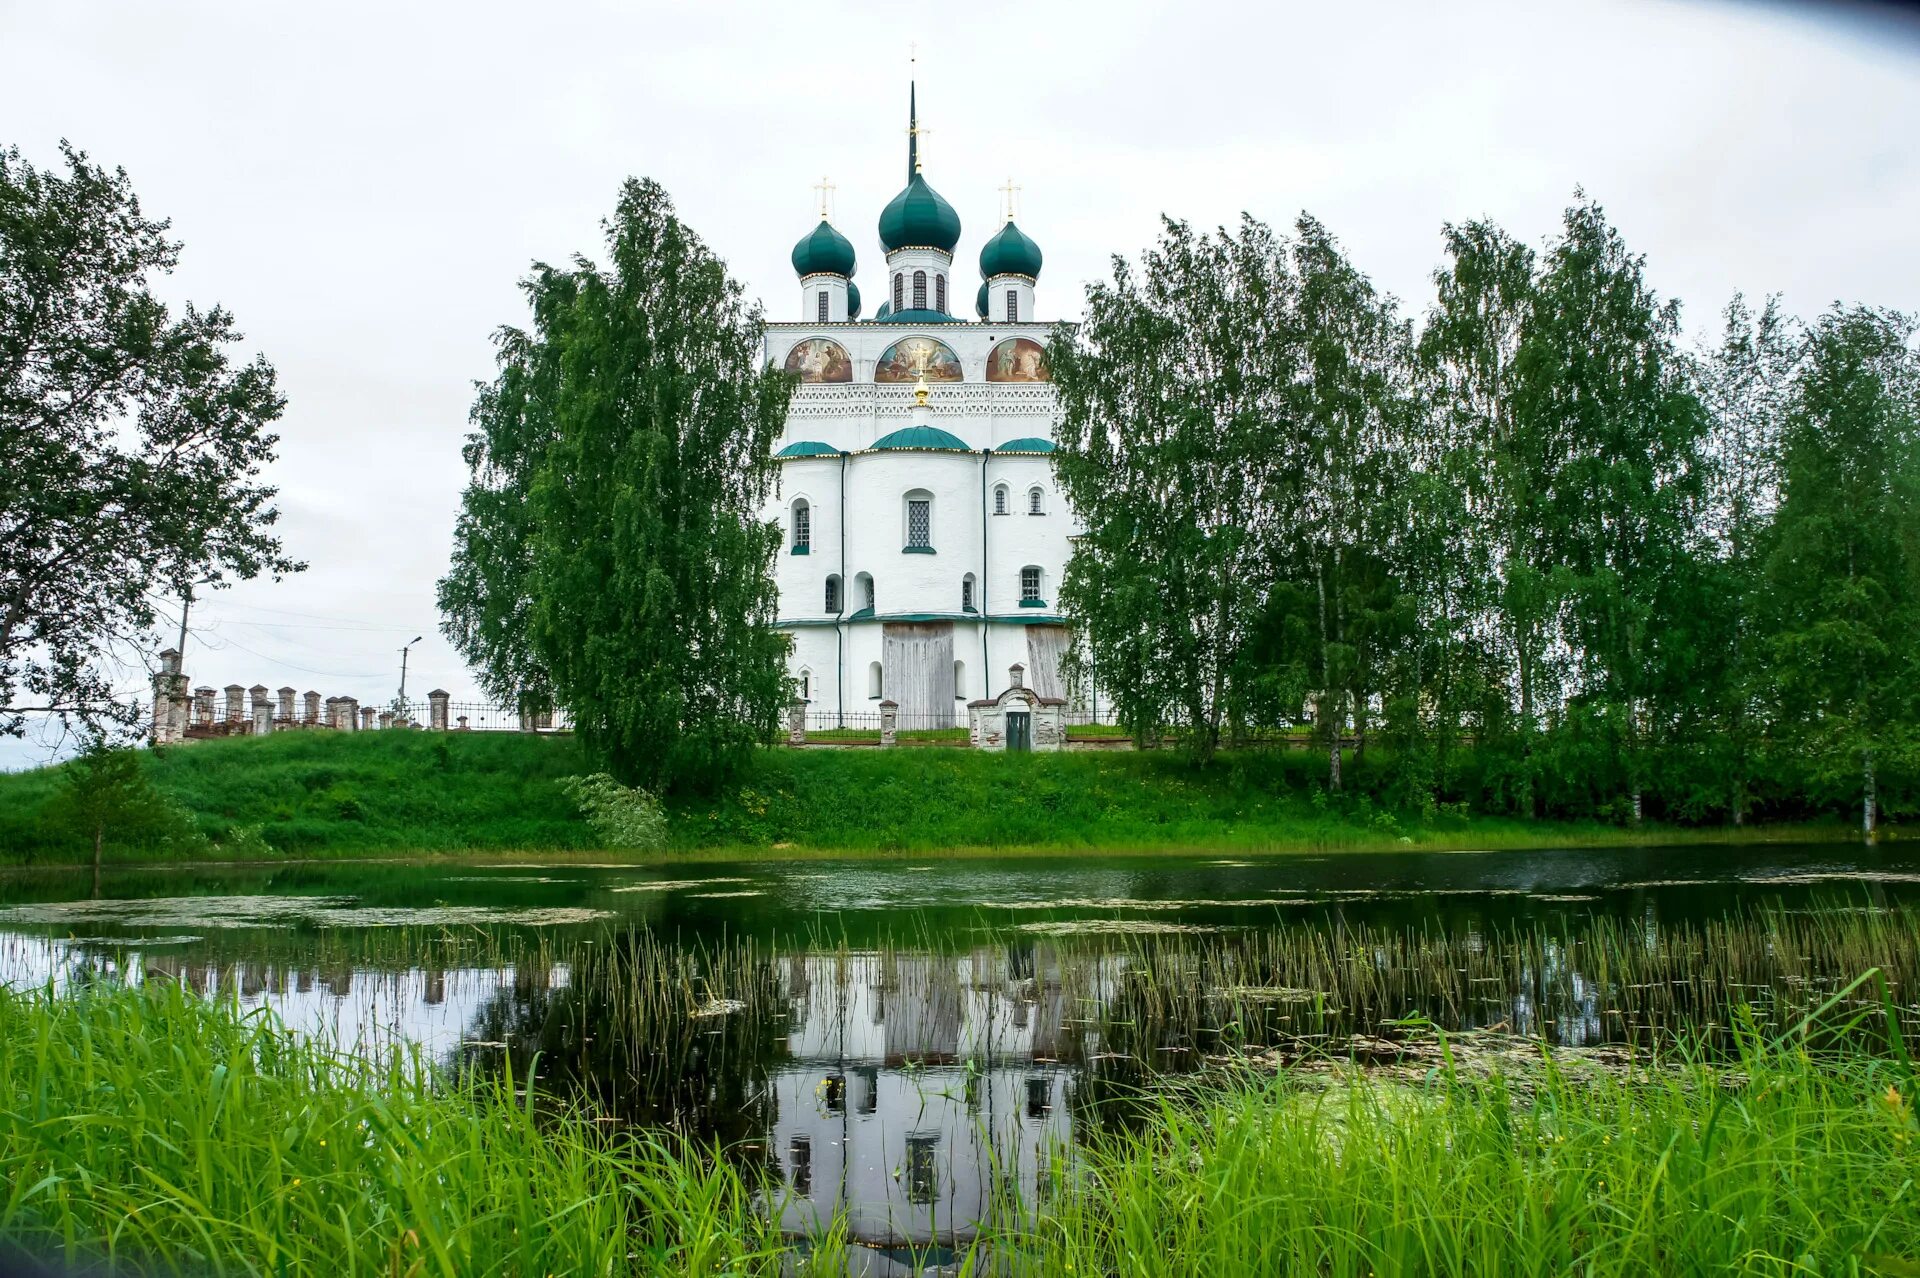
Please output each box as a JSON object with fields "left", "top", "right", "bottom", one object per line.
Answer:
{"left": 873, "top": 337, "right": 963, "bottom": 383}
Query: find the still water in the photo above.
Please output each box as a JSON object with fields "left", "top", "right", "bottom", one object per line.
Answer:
{"left": 2, "top": 845, "right": 1917, "bottom": 1265}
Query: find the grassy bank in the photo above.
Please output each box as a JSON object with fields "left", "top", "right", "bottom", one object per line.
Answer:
{"left": 0, "top": 729, "right": 1863, "bottom": 865}
{"left": 1, "top": 981, "right": 1913, "bottom": 1276}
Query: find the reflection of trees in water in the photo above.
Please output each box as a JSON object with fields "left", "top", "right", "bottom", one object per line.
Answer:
{"left": 456, "top": 932, "right": 789, "bottom": 1148}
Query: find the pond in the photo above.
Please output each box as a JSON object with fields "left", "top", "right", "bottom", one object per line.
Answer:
{"left": 3, "top": 844, "right": 1918, "bottom": 1266}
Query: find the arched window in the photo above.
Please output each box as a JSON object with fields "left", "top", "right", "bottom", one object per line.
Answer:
{"left": 855, "top": 571, "right": 875, "bottom": 612}
{"left": 935, "top": 275, "right": 947, "bottom": 314}
{"left": 912, "top": 270, "right": 927, "bottom": 310}
{"left": 867, "top": 661, "right": 883, "bottom": 699}
{"left": 904, "top": 488, "right": 933, "bottom": 551}
{"left": 791, "top": 499, "right": 811, "bottom": 553}
{"left": 799, "top": 667, "right": 812, "bottom": 701}
{"left": 825, "top": 574, "right": 842, "bottom": 613}
{"left": 1028, "top": 486, "right": 1045, "bottom": 515}
{"left": 1021, "top": 565, "right": 1043, "bottom": 604}
{"left": 993, "top": 484, "right": 1009, "bottom": 516}
{"left": 817, "top": 290, "right": 829, "bottom": 322}
{"left": 961, "top": 572, "right": 976, "bottom": 612}
{"left": 954, "top": 659, "right": 967, "bottom": 700}
{"left": 892, "top": 273, "right": 904, "bottom": 311}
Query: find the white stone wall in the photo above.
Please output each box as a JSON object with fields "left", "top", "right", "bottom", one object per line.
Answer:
{"left": 796, "top": 274, "right": 848, "bottom": 323}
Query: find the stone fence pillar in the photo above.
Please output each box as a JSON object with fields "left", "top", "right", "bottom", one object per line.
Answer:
{"left": 195, "top": 686, "right": 216, "bottom": 727}
{"left": 879, "top": 700, "right": 899, "bottom": 747}
{"left": 248, "top": 686, "right": 270, "bottom": 728}
{"left": 344, "top": 697, "right": 361, "bottom": 731}
{"left": 428, "top": 690, "right": 450, "bottom": 731}
{"left": 378, "top": 710, "right": 394, "bottom": 730}
{"left": 224, "top": 684, "right": 246, "bottom": 723}
{"left": 277, "top": 687, "right": 296, "bottom": 722}
{"left": 303, "top": 691, "right": 321, "bottom": 724}
{"left": 150, "top": 649, "right": 183, "bottom": 745}
{"left": 251, "top": 701, "right": 273, "bottom": 736}
{"left": 324, "top": 697, "right": 340, "bottom": 729}
{"left": 456, "top": 715, "right": 470, "bottom": 731}
{"left": 787, "top": 700, "right": 807, "bottom": 745}
{"left": 359, "top": 704, "right": 375, "bottom": 731}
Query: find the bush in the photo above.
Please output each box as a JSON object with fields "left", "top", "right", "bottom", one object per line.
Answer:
{"left": 559, "top": 773, "right": 668, "bottom": 850}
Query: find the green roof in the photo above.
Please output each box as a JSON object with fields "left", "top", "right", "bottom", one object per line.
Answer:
{"left": 995, "top": 437, "right": 1055, "bottom": 454}
{"left": 980, "top": 219, "right": 1043, "bottom": 280}
{"left": 845, "top": 280, "right": 861, "bottom": 319}
{"left": 776, "top": 440, "right": 840, "bottom": 458}
{"left": 873, "top": 301, "right": 892, "bottom": 320}
{"left": 975, "top": 281, "right": 988, "bottom": 318}
{"left": 873, "top": 308, "right": 963, "bottom": 324}
{"left": 791, "top": 219, "right": 855, "bottom": 278}
{"left": 868, "top": 425, "right": 972, "bottom": 453}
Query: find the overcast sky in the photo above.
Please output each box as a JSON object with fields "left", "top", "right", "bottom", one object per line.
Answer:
{"left": 3, "top": 0, "right": 1918, "bottom": 768}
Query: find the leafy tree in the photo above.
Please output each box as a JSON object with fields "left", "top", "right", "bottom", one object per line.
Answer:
{"left": 1511, "top": 198, "right": 1708, "bottom": 821}
{"left": 49, "top": 741, "right": 195, "bottom": 890}
{"left": 1761, "top": 306, "right": 1920, "bottom": 841}
{"left": 439, "top": 179, "right": 792, "bottom": 791}
{"left": 1050, "top": 216, "right": 1301, "bottom": 760}
{"left": 0, "top": 142, "right": 296, "bottom": 739}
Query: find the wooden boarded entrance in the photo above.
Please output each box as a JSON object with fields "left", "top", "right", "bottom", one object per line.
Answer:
{"left": 1025, "top": 625, "right": 1070, "bottom": 701}
{"left": 882, "top": 622, "right": 956, "bottom": 726}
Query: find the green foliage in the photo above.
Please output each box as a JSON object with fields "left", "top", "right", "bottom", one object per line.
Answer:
{"left": 439, "top": 178, "right": 792, "bottom": 793}
{"left": 560, "top": 772, "right": 668, "bottom": 850}
{"left": 0, "top": 141, "right": 298, "bottom": 740}
{"left": 0, "top": 982, "right": 794, "bottom": 1276}
{"left": 43, "top": 742, "right": 202, "bottom": 864}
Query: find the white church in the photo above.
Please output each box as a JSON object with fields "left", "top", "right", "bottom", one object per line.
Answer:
{"left": 765, "top": 85, "right": 1083, "bottom": 732}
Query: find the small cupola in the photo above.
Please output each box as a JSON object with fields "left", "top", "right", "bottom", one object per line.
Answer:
{"left": 980, "top": 207, "right": 1041, "bottom": 324}
{"left": 878, "top": 83, "right": 961, "bottom": 321}
{"left": 792, "top": 203, "right": 856, "bottom": 322}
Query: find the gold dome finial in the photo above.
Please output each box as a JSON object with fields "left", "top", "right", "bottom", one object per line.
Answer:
{"left": 914, "top": 369, "right": 931, "bottom": 406}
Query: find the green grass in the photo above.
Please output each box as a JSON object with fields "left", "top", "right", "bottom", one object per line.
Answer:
{"left": 1, "top": 980, "right": 1913, "bottom": 1276}
{"left": 0, "top": 729, "right": 1864, "bottom": 865}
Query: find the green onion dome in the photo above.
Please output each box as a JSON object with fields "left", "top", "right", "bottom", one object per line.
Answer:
{"left": 979, "top": 219, "right": 1042, "bottom": 280}
{"left": 976, "top": 281, "right": 988, "bottom": 319}
{"left": 878, "top": 172, "right": 962, "bottom": 255}
{"left": 845, "top": 280, "right": 862, "bottom": 319}
{"left": 868, "top": 425, "right": 971, "bottom": 453}
{"left": 776, "top": 440, "right": 841, "bottom": 458}
{"left": 874, "top": 300, "right": 892, "bottom": 321}
{"left": 791, "top": 218, "right": 856, "bottom": 278}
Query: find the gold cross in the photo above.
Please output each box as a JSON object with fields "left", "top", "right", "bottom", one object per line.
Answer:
{"left": 999, "top": 177, "right": 1021, "bottom": 222}
{"left": 812, "top": 175, "right": 835, "bottom": 219}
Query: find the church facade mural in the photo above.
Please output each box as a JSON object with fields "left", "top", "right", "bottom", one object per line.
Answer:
{"left": 986, "top": 337, "right": 1049, "bottom": 383}
{"left": 784, "top": 337, "right": 853, "bottom": 383}
{"left": 873, "top": 337, "right": 963, "bottom": 383}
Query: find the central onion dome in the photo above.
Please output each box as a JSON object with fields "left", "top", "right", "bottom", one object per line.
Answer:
{"left": 980, "top": 219, "right": 1043, "bottom": 280}
{"left": 877, "top": 84, "right": 961, "bottom": 254}
{"left": 791, "top": 218, "right": 856, "bottom": 278}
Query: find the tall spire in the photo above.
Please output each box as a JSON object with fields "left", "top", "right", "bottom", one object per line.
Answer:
{"left": 907, "top": 81, "right": 919, "bottom": 180}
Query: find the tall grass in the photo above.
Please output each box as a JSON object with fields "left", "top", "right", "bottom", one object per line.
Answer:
{"left": 0, "top": 981, "right": 813, "bottom": 1276}
{"left": 1013, "top": 1026, "right": 1920, "bottom": 1276}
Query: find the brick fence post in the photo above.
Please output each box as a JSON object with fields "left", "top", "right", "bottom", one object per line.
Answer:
{"left": 787, "top": 700, "right": 807, "bottom": 745}
{"left": 277, "top": 687, "right": 296, "bottom": 723}
{"left": 429, "top": 690, "right": 450, "bottom": 731}
{"left": 151, "top": 649, "right": 182, "bottom": 745}
{"left": 251, "top": 700, "right": 273, "bottom": 736}
{"left": 879, "top": 700, "right": 898, "bottom": 747}
{"left": 194, "top": 686, "right": 216, "bottom": 728}
{"left": 359, "top": 704, "right": 375, "bottom": 731}
{"left": 224, "top": 684, "right": 246, "bottom": 724}
{"left": 303, "top": 691, "right": 321, "bottom": 724}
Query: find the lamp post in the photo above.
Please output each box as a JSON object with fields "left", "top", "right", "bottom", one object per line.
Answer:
{"left": 397, "top": 636, "right": 423, "bottom": 719}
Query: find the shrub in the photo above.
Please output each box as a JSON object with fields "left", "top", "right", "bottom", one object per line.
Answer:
{"left": 559, "top": 773, "right": 668, "bottom": 850}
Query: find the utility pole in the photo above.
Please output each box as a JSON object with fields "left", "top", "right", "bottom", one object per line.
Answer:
{"left": 397, "top": 636, "right": 422, "bottom": 716}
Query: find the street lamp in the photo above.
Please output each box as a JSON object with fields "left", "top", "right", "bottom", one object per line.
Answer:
{"left": 397, "top": 636, "right": 423, "bottom": 717}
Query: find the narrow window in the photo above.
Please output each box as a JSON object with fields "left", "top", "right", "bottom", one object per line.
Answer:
{"left": 857, "top": 572, "right": 876, "bottom": 611}
{"left": 792, "top": 499, "right": 811, "bottom": 552}
{"left": 867, "top": 661, "right": 882, "bottom": 699}
{"left": 1006, "top": 288, "right": 1018, "bottom": 322}
{"left": 907, "top": 496, "right": 931, "bottom": 549}
{"left": 993, "top": 484, "right": 1009, "bottom": 515}
{"left": 954, "top": 659, "right": 967, "bottom": 699}
{"left": 893, "top": 273, "right": 904, "bottom": 311}
{"left": 825, "top": 574, "right": 841, "bottom": 613}
{"left": 817, "top": 290, "right": 829, "bottom": 322}
{"left": 1028, "top": 486, "right": 1044, "bottom": 515}
{"left": 961, "top": 573, "right": 975, "bottom": 612}
{"left": 912, "top": 270, "right": 927, "bottom": 310}
{"left": 799, "top": 670, "right": 811, "bottom": 701}
{"left": 935, "top": 275, "right": 947, "bottom": 314}
{"left": 1021, "top": 566, "right": 1042, "bottom": 603}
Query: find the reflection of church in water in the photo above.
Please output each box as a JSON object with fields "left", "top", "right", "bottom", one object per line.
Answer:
{"left": 767, "top": 82, "right": 1083, "bottom": 728}
{"left": 764, "top": 947, "right": 1109, "bottom": 1260}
